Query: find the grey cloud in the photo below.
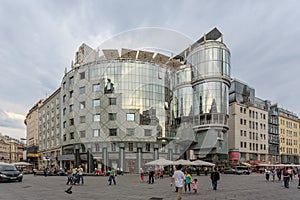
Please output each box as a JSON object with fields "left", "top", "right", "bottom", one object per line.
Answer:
{"left": 0, "top": 109, "right": 25, "bottom": 130}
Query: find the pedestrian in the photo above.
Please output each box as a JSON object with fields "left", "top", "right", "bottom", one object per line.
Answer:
{"left": 43, "top": 167, "right": 48, "bottom": 177}
{"left": 283, "top": 168, "right": 290, "bottom": 188}
{"left": 277, "top": 168, "right": 282, "bottom": 181}
{"left": 66, "top": 169, "right": 73, "bottom": 185}
{"left": 204, "top": 167, "right": 208, "bottom": 176}
{"left": 160, "top": 169, "right": 164, "bottom": 179}
{"left": 140, "top": 168, "right": 144, "bottom": 182}
{"left": 265, "top": 168, "right": 270, "bottom": 181}
{"left": 184, "top": 171, "right": 192, "bottom": 192}
{"left": 298, "top": 173, "right": 300, "bottom": 189}
{"left": 192, "top": 178, "right": 198, "bottom": 193}
{"left": 170, "top": 164, "right": 185, "bottom": 200}
{"left": 270, "top": 168, "right": 276, "bottom": 182}
{"left": 287, "top": 167, "right": 293, "bottom": 181}
{"left": 77, "top": 165, "right": 84, "bottom": 184}
{"left": 33, "top": 168, "right": 37, "bottom": 176}
{"left": 148, "top": 168, "right": 154, "bottom": 184}
{"left": 210, "top": 167, "right": 220, "bottom": 190}
{"left": 109, "top": 167, "right": 116, "bottom": 185}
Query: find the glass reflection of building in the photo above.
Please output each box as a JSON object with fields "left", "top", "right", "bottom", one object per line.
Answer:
{"left": 174, "top": 29, "right": 231, "bottom": 163}
{"left": 38, "top": 28, "right": 231, "bottom": 172}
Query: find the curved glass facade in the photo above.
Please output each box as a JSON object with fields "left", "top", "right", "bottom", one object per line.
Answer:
{"left": 188, "top": 41, "right": 230, "bottom": 80}
{"left": 173, "top": 66, "right": 193, "bottom": 118}
{"left": 185, "top": 41, "right": 231, "bottom": 127}
{"left": 89, "top": 60, "right": 172, "bottom": 136}
{"left": 193, "top": 82, "right": 229, "bottom": 115}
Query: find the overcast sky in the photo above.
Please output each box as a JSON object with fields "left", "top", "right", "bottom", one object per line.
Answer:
{"left": 1, "top": 0, "right": 300, "bottom": 140}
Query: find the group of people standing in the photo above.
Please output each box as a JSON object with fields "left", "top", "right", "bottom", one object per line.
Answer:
{"left": 170, "top": 165, "right": 220, "bottom": 200}
{"left": 66, "top": 165, "right": 84, "bottom": 185}
{"left": 265, "top": 167, "right": 300, "bottom": 189}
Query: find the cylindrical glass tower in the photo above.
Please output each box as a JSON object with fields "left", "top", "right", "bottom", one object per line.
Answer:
{"left": 186, "top": 40, "right": 231, "bottom": 161}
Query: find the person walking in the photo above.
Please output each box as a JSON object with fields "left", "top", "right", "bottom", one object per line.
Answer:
{"left": 184, "top": 171, "right": 192, "bottom": 192}
{"left": 192, "top": 178, "right": 198, "bottom": 193}
{"left": 109, "top": 167, "right": 116, "bottom": 185}
{"left": 77, "top": 165, "right": 84, "bottom": 184}
{"left": 140, "top": 168, "right": 145, "bottom": 182}
{"left": 170, "top": 164, "right": 185, "bottom": 200}
{"left": 265, "top": 168, "right": 270, "bottom": 181}
{"left": 148, "top": 168, "right": 154, "bottom": 184}
{"left": 210, "top": 168, "right": 220, "bottom": 190}
{"left": 283, "top": 168, "right": 290, "bottom": 188}
{"left": 277, "top": 168, "right": 282, "bottom": 181}
{"left": 270, "top": 168, "right": 276, "bottom": 182}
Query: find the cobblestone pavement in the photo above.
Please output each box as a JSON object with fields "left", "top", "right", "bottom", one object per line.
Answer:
{"left": 0, "top": 173, "right": 299, "bottom": 200}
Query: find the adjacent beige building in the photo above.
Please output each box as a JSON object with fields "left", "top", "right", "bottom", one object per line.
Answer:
{"left": 0, "top": 133, "right": 25, "bottom": 163}
{"left": 228, "top": 101, "right": 269, "bottom": 164}
{"left": 38, "top": 88, "right": 61, "bottom": 169}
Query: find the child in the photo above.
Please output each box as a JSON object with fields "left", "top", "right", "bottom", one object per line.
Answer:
{"left": 192, "top": 178, "right": 198, "bottom": 193}
{"left": 184, "top": 171, "right": 192, "bottom": 192}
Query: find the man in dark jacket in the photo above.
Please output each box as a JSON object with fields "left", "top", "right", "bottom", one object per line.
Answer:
{"left": 210, "top": 168, "right": 220, "bottom": 190}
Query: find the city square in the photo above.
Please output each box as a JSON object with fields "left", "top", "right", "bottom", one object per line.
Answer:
{"left": 0, "top": 173, "right": 299, "bottom": 200}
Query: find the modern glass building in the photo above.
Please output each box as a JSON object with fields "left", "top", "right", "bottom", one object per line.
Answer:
{"left": 36, "top": 28, "right": 231, "bottom": 172}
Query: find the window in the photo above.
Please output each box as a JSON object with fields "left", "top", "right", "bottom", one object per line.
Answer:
{"left": 93, "top": 114, "right": 100, "bottom": 122}
{"left": 244, "top": 131, "right": 247, "bottom": 137}
{"left": 109, "top": 113, "right": 117, "bottom": 120}
{"left": 63, "top": 95, "right": 66, "bottom": 103}
{"left": 70, "top": 90, "right": 74, "bottom": 98}
{"left": 240, "top": 107, "right": 243, "bottom": 113}
{"left": 70, "top": 132, "right": 74, "bottom": 140}
{"left": 93, "top": 129, "right": 100, "bottom": 137}
{"left": 244, "top": 119, "right": 246, "bottom": 125}
{"left": 69, "top": 76, "right": 74, "bottom": 84}
{"left": 80, "top": 101, "right": 86, "bottom": 109}
{"left": 126, "top": 128, "right": 135, "bottom": 136}
{"left": 93, "top": 99, "right": 100, "bottom": 107}
{"left": 240, "top": 130, "right": 243, "bottom": 136}
{"left": 70, "top": 104, "right": 74, "bottom": 112}
{"left": 93, "top": 83, "right": 100, "bottom": 92}
{"left": 63, "top": 81, "right": 66, "bottom": 89}
{"left": 79, "top": 86, "right": 85, "bottom": 94}
{"left": 109, "top": 98, "right": 116, "bottom": 105}
{"left": 109, "top": 129, "right": 117, "bottom": 136}
{"left": 146, "top": 143, "right": 150, "bottom": 151}
{"left": 95, "top": 143, "right": 100, "bottom": 152}
{"left": 80, "top": 116, "right": 86, "bottom": 123}
{"left": 240, "top": 141, "right": 243, "bottom": 148}
{"left": 126, "top": 113, "right": 135, "bottom": 121}
{"left": 244, "top": 142, "right": 247, "bottom": 148}
{"left": 128, "top": 143, "right": 133, "bottom": 151}
{"left": 111, "top": 143, "right": 116, "bottom": 151}
{"left": 70, "top": 118, "right": 74, "bottom": 126}
{"left": 240, "top": 118, "right": 243, "bottom": 125}
{"left": 80, "top": 72, "right": 85, "bottom": 80}
{"left": 80, "top": 131, "right": 86, "bottom": 138}
{"left": 63, "top": 134, "right": 66, "bottom": 141}
{"left": 63, "top": 108, "right": 66, "bottom": 116}
{"left": 63, "top": 121, "right": 66, "bottom": 128}
{"left": 145, "top": 129, "right": 152, "bottom": 136}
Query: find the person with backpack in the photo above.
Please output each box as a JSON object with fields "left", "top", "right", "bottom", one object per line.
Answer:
{"left": 210, "top": 167, "right": 220, "bottom": 190}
